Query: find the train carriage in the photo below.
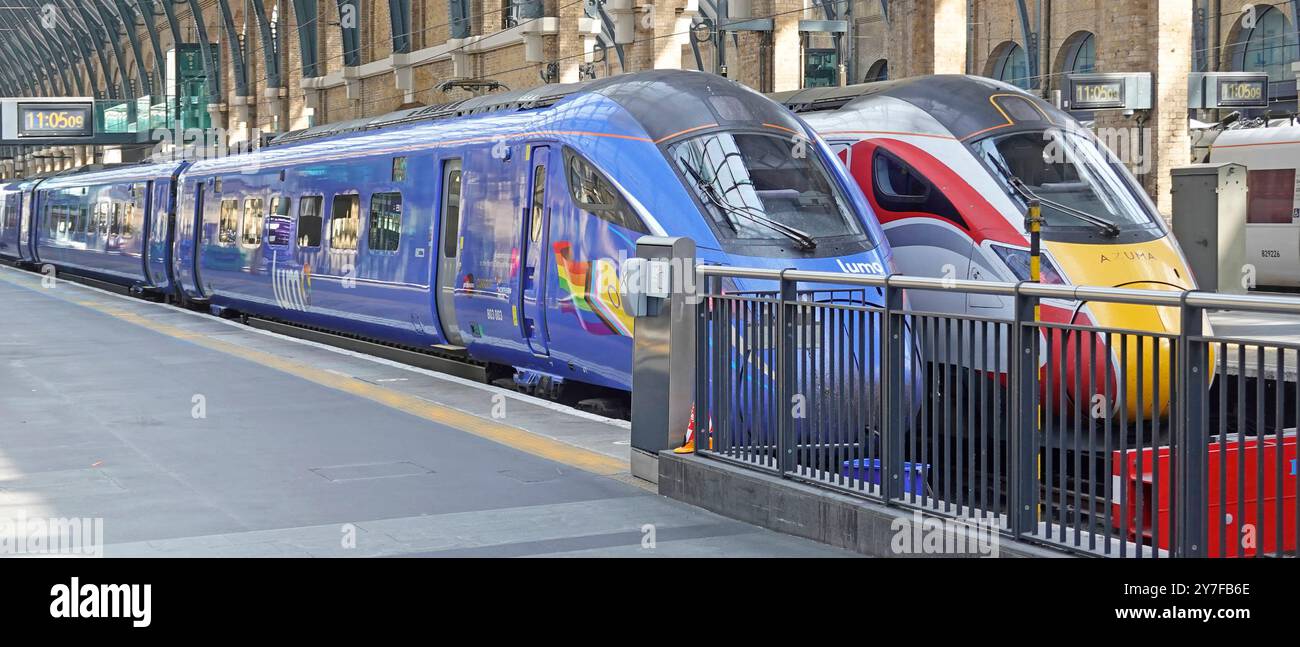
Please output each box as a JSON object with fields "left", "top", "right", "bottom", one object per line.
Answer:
{"left": 1207, "top": 124, "right": 1300, "bottom": 289}
{"left": 30, "top": 163, "right": 186, "bottom": 296}
{"left": 0, "top": 181, "right": 23, "bottom": 261}
{"left": 0, "top": 179, "right": 42, "bottom": 264}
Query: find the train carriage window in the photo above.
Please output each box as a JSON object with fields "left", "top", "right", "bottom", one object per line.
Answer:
{"left": 368, "top": 192, "right": 402, "bottom": 252}
{"left": 54, "top": 206, "right": 67, "bottom": 238}
{"left": 871, "top": 148, "right": 969, "bottom": 229}
{"left": 109, "top": 203, "right": 122, "bottom": 236}
{"left": 123, "top": 202, "right": 136, "bottom": 238}
{"left": 530, "top": 166, "right": 546, "bottom": 242}
{"left": 329, "top": 194, "right": 360, "bottom": 252}
{"left": 241, "top": 198, "right": 264, "bottom": 247}
{"left": 562, "top": 148, "right": 648, "bottom": 234}
{"left": 297, "top": 196, "right": 323, "bottom": 248}
{"left": 266, "top": 197, "right": 293, "bottom": 248}
{"left": 874, "top": 150, "right": 929, "bottom": 201}
{"left": 1246, "top": 169, "right": 1296, "bottom": 224}
{"left": 392, "top": 157, "right": 407, "bottom": 182}
{"left": 96, "top": 203, "right": 110, "bottom": 234}
{"left": 218, "top": 199, "right": 239, "bottom": 245}
{"left": 151, "top": 201, "right": 167, "bottom": 241}
{"left": 441, "top": 162, "right": 463, "bottom": 258}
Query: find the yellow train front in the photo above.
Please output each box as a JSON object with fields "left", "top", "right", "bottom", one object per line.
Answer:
{"left": 776, "top": 75, "right": 1209, "bottom": 419}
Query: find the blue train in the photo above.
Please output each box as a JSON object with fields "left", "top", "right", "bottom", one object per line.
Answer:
{"left": 0, "top": 70, "right": 899, "bottom": 403}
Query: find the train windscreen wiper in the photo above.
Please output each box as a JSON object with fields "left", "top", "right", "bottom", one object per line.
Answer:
{"left": 681, "top": 161, "right": 740, "bottom": 234}
{"left": 988, "top": 155, "right": 1122, "bottom": 238}
{"left": 682, "top": 161, "right": 818, "bottom": 250}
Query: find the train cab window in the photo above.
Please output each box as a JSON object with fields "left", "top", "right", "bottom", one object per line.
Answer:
{"left": 266, "top": 197, "right": 293, "bottom": 248}
{"left": 670, "top": 132, "right": 867, "bottom": 251}
{"left": 241, "top": 198, "right": 264, "bottom": 247}
{"left": 218, "top": 199, "right": 239, "bottom": 245}
{"left": 368, "top": 192, "right": 402, "bottom": 252}
{"left": 330, "top": 194, "right": 360, "bottom": 252}
{"left": 872, "top": 149, "right": 967, "bottom": 228}
{"left": 562, "top": 148, "right": 648, "bottom": 234}
{"left": 441, "top": 162, "right": 463, "bottom": 258}
{"left": 297, "top": 196, "right": 323, "bottom": 248}
{"left": 973, "top": 130, "right": 1157, "bottom": 231}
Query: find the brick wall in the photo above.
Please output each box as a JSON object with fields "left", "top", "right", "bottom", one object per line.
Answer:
{"left": 0, "top": 0, "right": 1249, "bottom": 206}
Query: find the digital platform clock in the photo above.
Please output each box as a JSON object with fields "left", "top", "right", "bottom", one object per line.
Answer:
{"left": 1216, "top": 77, "right": 1268, "bottom": 108}
{"left": 1071, "top": 79, "right": 1126, "bottom": 109}
{"left": 17, "top": 103, "right": 94, "bottom": 138}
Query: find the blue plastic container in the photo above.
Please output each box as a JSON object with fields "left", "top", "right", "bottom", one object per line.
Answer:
{"left": 841, "top": 459, "right": 928, "bottom": 495}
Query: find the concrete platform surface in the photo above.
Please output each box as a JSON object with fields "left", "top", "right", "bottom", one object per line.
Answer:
{"left": 0, "top": 265, "right": 851, "bottom": 558}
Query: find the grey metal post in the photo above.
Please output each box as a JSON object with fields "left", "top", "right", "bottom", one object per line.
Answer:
{"left": 693, "top": 268, "right": 711, "bottom": 455}
{"left": 881, "top": 275, "right": 906, "bottom": 501}
{"left": 629, "top": 236, "right": 697, "bottom": 483}
{"left": 777, "top": 271, "right": 798, "bottom": 475}
{"left": 1176, "top": 292, "right": 1209, "bottom": 557}
{"left": 1009, "top": 282, "right": 1038, "bottom": 535}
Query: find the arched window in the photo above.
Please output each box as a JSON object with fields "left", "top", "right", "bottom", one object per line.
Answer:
{"left": 1059, "top": 31, "right": 1098, "bottom": 119}
{"left": 1062, "top": 32, "right": 1096, "bottom": 74}
{"left": 1238, "top": 6, "right": 1300, "bottom": 88}
{"left": 988, "top": 42, "right": 1031, "bottom": 89}
{"left": 865, "top": 59, "right": 889, "bottom": 83}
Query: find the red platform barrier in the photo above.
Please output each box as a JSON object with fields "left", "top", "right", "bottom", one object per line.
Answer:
{"left": 1111, "top": 435, "right": 1296, "bottom": 557}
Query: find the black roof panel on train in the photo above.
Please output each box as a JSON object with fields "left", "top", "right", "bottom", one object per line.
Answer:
{"left": 268, "top": 70, "right": 801, "bottom": 147}
{"left": 776, "top": 75, "right": 1075, "bottom": 141}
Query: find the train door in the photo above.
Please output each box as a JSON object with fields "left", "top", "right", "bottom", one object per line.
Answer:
{"left": 433, "top": 158, "right": 464, "bottom": 346}
{"left": 150, "top": 179, "right": 176, "bottom": 290}
{"left": 180, "top": 180, "right": 208, "bottom": 298}
{"left": 519, "top": 145, "right": 553, "bottom": 356}
{"left": 139, "top": 181, "right": 155, "bottom": 279}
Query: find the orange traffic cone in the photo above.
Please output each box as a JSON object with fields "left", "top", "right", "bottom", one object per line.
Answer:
{"left": 674, "top": 405, "right": 712, "bottom": 453}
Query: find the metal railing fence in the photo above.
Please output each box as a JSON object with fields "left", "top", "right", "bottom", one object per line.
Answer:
{"left": 692, "top": 267, "right": 1299, "bottom": 558}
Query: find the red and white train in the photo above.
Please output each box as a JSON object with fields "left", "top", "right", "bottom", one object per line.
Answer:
{"left": 775, "top": 75, "right": 1207, "bottom": 417}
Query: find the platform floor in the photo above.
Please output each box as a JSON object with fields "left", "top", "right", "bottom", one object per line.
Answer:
{"left": 0, "top": 265, "right": 849, "bottom": 557}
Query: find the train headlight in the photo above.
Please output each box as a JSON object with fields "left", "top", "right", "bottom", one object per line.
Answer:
{"left": 990, "top": 243, "right": 1067, "bottom": 285}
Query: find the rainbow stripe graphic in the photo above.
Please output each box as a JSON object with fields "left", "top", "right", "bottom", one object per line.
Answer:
{"left": 553, "top": 241, "right": 634, "bottom": 337}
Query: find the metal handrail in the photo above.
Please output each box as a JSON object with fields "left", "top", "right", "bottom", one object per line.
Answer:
{"left": 697, "top": 265, "right": 1300, "bottom": 313}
